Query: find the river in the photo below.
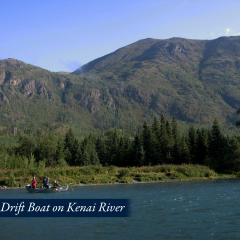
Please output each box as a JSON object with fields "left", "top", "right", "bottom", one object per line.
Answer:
{"left": 0, "top": 178, "right": 240, "bottom": 239}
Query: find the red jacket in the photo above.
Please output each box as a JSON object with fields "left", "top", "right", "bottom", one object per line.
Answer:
{"left": 32, "top": 179, "right": 37, "bottom": 187}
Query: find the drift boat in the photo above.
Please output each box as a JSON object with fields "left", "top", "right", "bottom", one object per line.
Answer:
{"left": 25, "top": 185, "right": 69, "bottom": 193}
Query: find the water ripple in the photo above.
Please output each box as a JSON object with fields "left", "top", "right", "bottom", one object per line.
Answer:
{"left": 1, "top": 178, "right": 240, "bottom": 239}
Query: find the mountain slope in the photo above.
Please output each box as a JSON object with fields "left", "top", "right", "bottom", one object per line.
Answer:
{"left": 73, "top": 36, "right": 240, "bottom": 125}
{"left": 1, "top": 36, "right": 240, "bottom": 132}
{"left": 0, "top": 59, "right": 89, "bottom": 126}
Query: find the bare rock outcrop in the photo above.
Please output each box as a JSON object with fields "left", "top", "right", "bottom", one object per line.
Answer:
{"left": 21, "top": 80, "right": 54, "bottom": 100}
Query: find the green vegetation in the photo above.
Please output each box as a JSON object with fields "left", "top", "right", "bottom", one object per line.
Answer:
{"left": 0, "top": 164, "right": 232, "bottom": 188}
{"left": 0, "top": 116, "right": 240, "bottom": 187}
{"left": 1, "top": 116, "right": 240, "bottom": 172}
{"left": 2, "top": 37, "right": 240, "bottom": 187}
{"left": 2, "top": 37, "right": 240, "bottom": 134}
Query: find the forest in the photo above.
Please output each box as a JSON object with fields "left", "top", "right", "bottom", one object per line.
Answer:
{"left": 1, "top": 115, "right": 240, "bottom": 174}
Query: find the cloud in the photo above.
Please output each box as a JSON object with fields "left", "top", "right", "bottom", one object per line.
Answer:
{"left": 225, "top": 28, "right": 231, "bottom": 35}
{"left": 59, "top": 60, "right": 82, "bottom": 72}
{"left": 234, "top": 33, "right": 240, "bottom": 36}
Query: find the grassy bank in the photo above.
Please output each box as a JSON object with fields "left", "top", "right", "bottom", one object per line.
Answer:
{"left": 0, "top": 164, "right": 238, "bottom": 188}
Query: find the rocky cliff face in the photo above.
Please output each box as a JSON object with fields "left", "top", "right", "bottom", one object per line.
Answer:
{"left": 21, "top": 80, "right": 54, "bottom": 100}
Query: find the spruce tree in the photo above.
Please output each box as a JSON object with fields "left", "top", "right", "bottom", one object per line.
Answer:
{"left": 236, "top": 109, "right": 240, "bottom": 127}
{"left": 226, "top": 137, "right": 240, "bottom": 172}
{"left": 160, "top": 115, "right": 166, "bottom": 125}
{"left": 64, "top": 128, "right": 75, "bottom": 165}
{"left": 166, "top": 120, "right": 174, "bottom": 145}
{"left": 133, "top": 134, "right": 145, "bottom": 166}
{"left": 55, "top": 138, "right": 66, "bottom": 165}
{"left": 172, "top": 141, "right": 181, "bottom": 164}
{"left": 188, "top": 126, "right": 197, "bottom": 163}
{"left": 96, "top": 137, "right": 108, "bottom": 165}
{"left": 152, "top": 116, "right": 160, "bottom": 134}
{"left": 171, "top": 117, "right": 179, "bottom": 143}
{"left": 72, "top": 139, "right": 82, "bottom": 166}
{"left": 90, "top": 150, "right": 100, "bottom": 165}
{"left": 159, "top": 121, "right": 169, "bottom": 163}
{"left": 208, "top": 120, "right": 225, "bottom": 167}
{"left": 196, "top": 129, "right": 208, "bottom": 164}
{"left": 81, "top": 152, "right": 91, "bottom": 166}
{"left": 180, "top": 136, "right": 191, "bottom": 164}
{"left": 142, "top": 121, "right": 158, "bottom": 165}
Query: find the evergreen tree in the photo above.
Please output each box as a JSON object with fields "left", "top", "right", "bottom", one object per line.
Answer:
{"left": 121, "top": 137, "right": 133, "bottom": 166}
{"left": 133, "top": 134, "right": 145, "bottom": 166}
{"left": 208, "top": 120, "right": 225, "bottom": 166}
{"left": 80, "top": 152, "right": 91, "bottom": 166}
{"left": 142, "top": 121, "right": 158, "bottom": 165}
{"left": 55, "top": 138, "right": 66, "bottom": 165}
{"left": 159, "top": 121, "right": 169, "bottom": 163}
{"left": 17, "top": 134, "right": 36, "bottom": 160}
{"left": 196, "top": 129, "right": 208, "bottom": 164}
{"left": 64, "top": 128, "right": 75, "bottom": 149}
{"left": 172, "top": 141, "right": 181, "bottom": 164}
{"left": 171, "top": 117, "right": 179, "bottom": 143}
{"left": 188, "top": 126, "right": 197, "bottom": 163}
{"left": 160, "top": 115, "right": 166, "bottom": 125}
{"left": 236, "top": 109, "right": 240, "bottom": 127}
{"left": 64, "top": 128, "right": 76, "bottom": 165}
{"left": 180, "top": 136, "right": 191, "bottom": 164}
{"left": 96, "top": 137, "right": 108, "bottom": 165}
{"left": 36, "top": 132, "right": 60, "bottom": 167}
{"left": 164, "top": 120, "right": 174, "bottom": 163}
{"left": 79, "top": 133, "right": 100, "bottom": 166}
{"left": 225, "top": 137, "right": 240, "bottom": 172}
{"left": 166, "top": 120, "right": 174, "bottom": 145}
{"left": 152, "top": 116, "right": 160, "bottom": 135}
{"left": 90, "top": 150, "right": 100, "bottom": 165}
{"left": 72, "top": 139, "right": 82, "bottom": 166}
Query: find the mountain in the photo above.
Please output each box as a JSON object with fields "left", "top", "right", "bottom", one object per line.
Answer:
{"left": 1, "top": 36, "right": 240, "bottom": 132}
{"left": 0, "top": 58, "right": 87, "bottom": 127}
{"left": 73, "top": 36, "right": 240, "bottom": 125}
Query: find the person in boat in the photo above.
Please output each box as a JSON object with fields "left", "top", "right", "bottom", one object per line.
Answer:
{"left": 45, "top": 177, "right": 50, "bottom": 189}
{"left": 53, "top": 181, "right": 59, "bottom": 187}
{"left": 43, "top": 176, "right": 48, "bottom": 188}
{"left": 31, "top": 177, "right": 37, "bottom": 189}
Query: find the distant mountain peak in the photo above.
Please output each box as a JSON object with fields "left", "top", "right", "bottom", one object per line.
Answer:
{"left": 0, "top": 58, "right": 28, "bottom": 69}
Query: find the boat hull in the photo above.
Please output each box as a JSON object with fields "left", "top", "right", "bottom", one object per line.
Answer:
{"left": 25, "top": 185, "right": 69, "bottom": 193}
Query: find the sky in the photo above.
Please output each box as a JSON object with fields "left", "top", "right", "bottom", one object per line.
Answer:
{"left": 1, "top": 0, "right": 240, "bottom": 72}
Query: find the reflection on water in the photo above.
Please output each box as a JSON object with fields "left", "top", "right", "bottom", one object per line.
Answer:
{"left": 0, "top": 179, "right": 240, "bottom": 239}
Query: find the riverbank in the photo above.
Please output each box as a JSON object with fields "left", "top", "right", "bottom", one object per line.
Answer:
{"left": 0, "top": 164, "right": 239, "bottom": 188}
{"left": 0, "top": 176, "right": 238, "bottom": 190}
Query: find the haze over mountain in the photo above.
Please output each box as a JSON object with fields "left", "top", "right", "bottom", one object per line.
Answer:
{"left": 1, "top": 36, "right": 240, "bottom": 130}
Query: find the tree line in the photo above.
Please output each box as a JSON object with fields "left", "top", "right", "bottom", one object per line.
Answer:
{"left": 0, "top": 116, "right": 240, "bottom": 173}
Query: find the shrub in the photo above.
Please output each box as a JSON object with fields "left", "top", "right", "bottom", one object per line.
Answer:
{"left": 6, "top": 172, "right": 17, "bottom": 187}
{"left": 119, "top": 177, "right": 133, "bottom": 183}
{"left": 166, "top": 172, "right": 186, "bottom": 179}
{"left": 107, "top": 165, "right": 117, "bottom": 175}
{"left": 79, "top": 166, "right": 96, "bottom": 175}
{"left": 135, "top": 177, "right": 151, "bottom": 182}
{"left": 118, "top": 169, "right": 130, "bottom": 177}
{"left": 93, "top": 165, "right": 105, "bottom": 174}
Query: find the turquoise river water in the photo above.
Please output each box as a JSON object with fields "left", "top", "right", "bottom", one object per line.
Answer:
{"left": 0, "top": 178, "right": 240, "bottom": 239}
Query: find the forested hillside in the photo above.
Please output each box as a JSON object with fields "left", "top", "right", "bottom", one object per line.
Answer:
{"left": 73, "top": 36, "right": 240, "bottom": 126}
{"left": 1, "top": 36, "right": 240, "bottom": 136}
{"left": 1, "top": 117, "right": 239, "bottom": 174}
